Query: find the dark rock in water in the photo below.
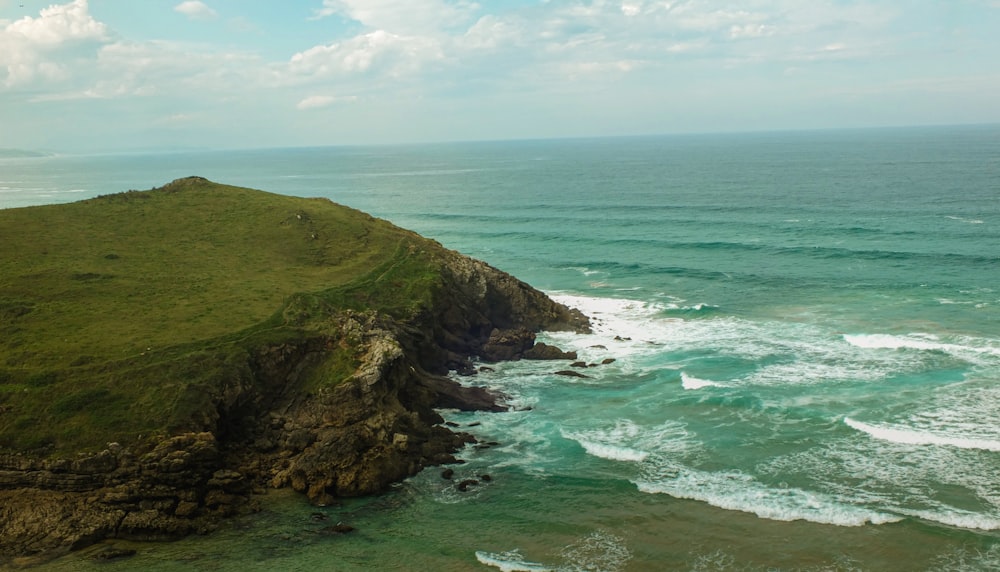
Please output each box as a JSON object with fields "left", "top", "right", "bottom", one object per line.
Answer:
{"left": 321, "top": 523, "right": 355, "bottom": 535}
{"left": 457, "top": 479, "right": 479, "bottom": 492}
{"left": 441, "top": 468, "right": 455, "bottom": 480}
{"left": 570, "top": 361, "right": 588, "bottom": 368}
{"left": 590, "top": 345, "right": 608, "bottom": 350}
{"left": 480, "top": 328, "right": 535, "bottom": 361}
{"left": 614, "top": 336, "right": 632, "bottom": 341}
{"left": 479, "top": 474, "right": 493, "bottom": 482}
{"left": 523, "top": 342, "right": 577, "bottom": 361}
{"left": 467, "top": 422, "right": 481, "bottom": 427}
{"left": 310, "top": 512, "right": 328, "bottom": 522}
{"left": 454, "top": 361, "right": 478, "bottom": 376}
{"left": 418, "top": 375, "right": 507, "bottom": 413}
{"left": 445, "top": 421, "right": 460, "bottom": 428}
{"left": 90, "top": 546, "right": 137, "bottom": 561}
{"left": 601, "top": 358, "right": 617, "bottom": 365}
{"left": 554, "top": 370, "right": 591, "bottom": 379}
{"left": 479, "top": 366, "right": 495, "bottom": 373}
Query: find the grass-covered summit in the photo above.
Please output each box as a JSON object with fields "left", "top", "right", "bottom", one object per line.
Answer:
{"left": 0, "top": 177, "right": 583, "bottom": 456}
{"left": 0, "top": 177, "right": 441, "bottom": 453}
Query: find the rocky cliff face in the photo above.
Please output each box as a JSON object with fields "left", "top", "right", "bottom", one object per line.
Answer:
{"left": 0, "top": 249, "right": 589, "bottom": 563}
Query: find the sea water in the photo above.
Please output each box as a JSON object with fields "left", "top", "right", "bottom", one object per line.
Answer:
{"left": 1, "top": 125, "right": 998, "bottom": 570}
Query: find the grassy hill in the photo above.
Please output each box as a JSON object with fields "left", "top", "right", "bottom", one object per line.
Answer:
{"left": 0, "top": 177, "right": 447, "bottom": 455}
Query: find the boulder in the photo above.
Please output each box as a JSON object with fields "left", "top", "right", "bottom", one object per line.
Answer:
{"left": 524, "top": 343, "right": 578, "bottom": 361}
{"left": 479, "top": 328, "right": 535, "bottom": 362}
{"left": 554, "top": 370, "right": 591, "bottom": 379}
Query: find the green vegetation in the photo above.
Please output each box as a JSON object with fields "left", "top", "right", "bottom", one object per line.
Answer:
{"left": 0, "top": 178, "right": 448, "bottom": 455}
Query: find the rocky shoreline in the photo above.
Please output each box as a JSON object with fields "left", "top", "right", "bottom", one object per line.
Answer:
{"left": 0, "top": 248, "right": 589, "bottom": 565}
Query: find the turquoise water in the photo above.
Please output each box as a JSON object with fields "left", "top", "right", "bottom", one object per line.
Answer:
{"left": 2, "top": 126, "right": 999, "bottom": 570}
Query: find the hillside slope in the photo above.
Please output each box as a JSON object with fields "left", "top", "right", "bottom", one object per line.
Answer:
{"left": 0, "top": 178, "right": 588, "bottom": 561}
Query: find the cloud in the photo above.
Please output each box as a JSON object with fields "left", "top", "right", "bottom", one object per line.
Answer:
{"left": 174, "top": 1, "right": 218, "bottom": 21}
{"left": 0, "top": 0, "right": 109, "bottom": 88}
{"left": 290, "top": 30, "right": 444, "bottom": 77}
{"left": 313, "top": 0, "right": 476, "bottom": 35}
{"left": 296, "top": 94, "right": 358, "bottom": 110}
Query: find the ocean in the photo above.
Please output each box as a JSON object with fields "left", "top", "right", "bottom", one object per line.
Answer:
{"left": 2, "top": 125, "right": 999, "bottom": 571}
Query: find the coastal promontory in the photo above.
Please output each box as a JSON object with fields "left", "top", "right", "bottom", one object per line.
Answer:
{"left": 0, "top": 177, "right": 588, "bottom": 563}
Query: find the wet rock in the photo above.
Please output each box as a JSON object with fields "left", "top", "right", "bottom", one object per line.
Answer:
{"left": 554, "top": 370, "right": 591, "bottom": 379}
{"left": 321, "top": 523, "right": 355, "bottom": 534}
{"left": 441, "top": 468, "right": 454, "bottom": 480}
{"left": 523, "top": 342, "right": 577, "bottom": 361}
{"left": 480, "top": 328, "right": 535, "bottom": 362}
{"left": 457, "top": 479, "right": 479, "bottom": 492}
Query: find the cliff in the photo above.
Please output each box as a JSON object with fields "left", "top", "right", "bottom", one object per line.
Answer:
{"left": 0, "top": 178, "right": 589, "bottom": 563}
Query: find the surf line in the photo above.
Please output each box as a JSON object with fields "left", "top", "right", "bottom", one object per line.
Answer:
{"left": 844, "top": 417, "right": 1000, "bottom": 452}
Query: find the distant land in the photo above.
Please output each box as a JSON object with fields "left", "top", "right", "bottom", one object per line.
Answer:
{"left": 0, "top": 148, "right": 52, "bottom": 159}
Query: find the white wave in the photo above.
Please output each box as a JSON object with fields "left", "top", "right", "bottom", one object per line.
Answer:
{"left": 548, "top": 293, "right": 930, "bottom": 387}
{"left": 844, "top": 333, "right": 1000, "bottom": 363}
{"left": 760, "top": 428, "right": 1000, "bottom": 532}
{"left": 561, "top": 419, "right": 692, "bottom": 465}
{"left": 476, "top": 531, "right": 631, "bottom": 572}
{"left": 896, "top": 507, "right": 1000, "bottom": 531}
{"left": 562, "top": 420, "right": 650, "bottom": 462}
{"left": 946, "top": 215, "right": 985, "bottom": 224}
{"left": 546, "top": 294, "right": 676, "bottom": 361}
{"left": 634, "top": 464, "right": 901, "bottom": 526}
{"left": 844, "top": 417, "right": 1000, "bottom": 452}
{"left": 844, "top": 333, "right": 943, "bottom": 351}
{"left": 570, "top": 438, "right": 648, "bottom": 462}
{"left": 476, "top": 550, "right": 553, "bottom": 572}
{"left": 937, "top": 298, "right": 973, "bottom": 305}
{"left": 681, "top": 372, "right": 722, "bottom": 390}
{"left": 565, "top": 266, "right": 606, "bottom": 277}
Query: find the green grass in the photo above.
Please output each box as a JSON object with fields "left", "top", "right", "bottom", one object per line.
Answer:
{"left": 0, "top": 178, "right": 449, "bottom": 455}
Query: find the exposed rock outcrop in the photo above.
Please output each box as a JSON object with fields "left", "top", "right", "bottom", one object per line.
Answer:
{"left": 0, "top": 247, "right": 589, "bottom": 563}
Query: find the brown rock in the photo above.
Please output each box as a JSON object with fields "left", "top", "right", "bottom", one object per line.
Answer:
{"left": 524, "top": 343, "right": 578, "bottom": 361}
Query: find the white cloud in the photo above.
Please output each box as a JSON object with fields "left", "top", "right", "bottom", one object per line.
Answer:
{"left": 621, "top": 3, "right": 642, "bottom": 17}
{"left": 290, "top": 30, "right": 444, "bottom": 77}
{"left": 296, "top": 94, "right": 358, "bottom": 110}
{"left": 174, "top": 1, "right": 218, "bottom": 21}
{"left": 5, "top": 0, "right": 108, "bottom": 45}
{"left": 0, "top": 0, "right": 109, "bottom": 88}
{"left": 314, "top": 0, "right": 476, "bottom": 35}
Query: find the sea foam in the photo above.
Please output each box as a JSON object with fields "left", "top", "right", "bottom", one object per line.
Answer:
{"left": 476, "top": 550, "right": 553, "bottom": 572}
{"left": 476, "top": 531, "right": 631, "bottom": 572}
{"left": 843, "top": 333, "right": 1000, "bottom": 361}
{"left": 681, "top": 372, "right": 722, "bottom": 390}
{"left": 634, "top": 463, "right": 901, "bottom": 527}
{"left": 844, "top": 417, "right": 1000, "bottom": 452}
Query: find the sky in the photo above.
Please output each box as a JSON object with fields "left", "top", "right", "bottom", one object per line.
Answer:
{"left": 1, "top": 0, "right": 999, "bottom": 152}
